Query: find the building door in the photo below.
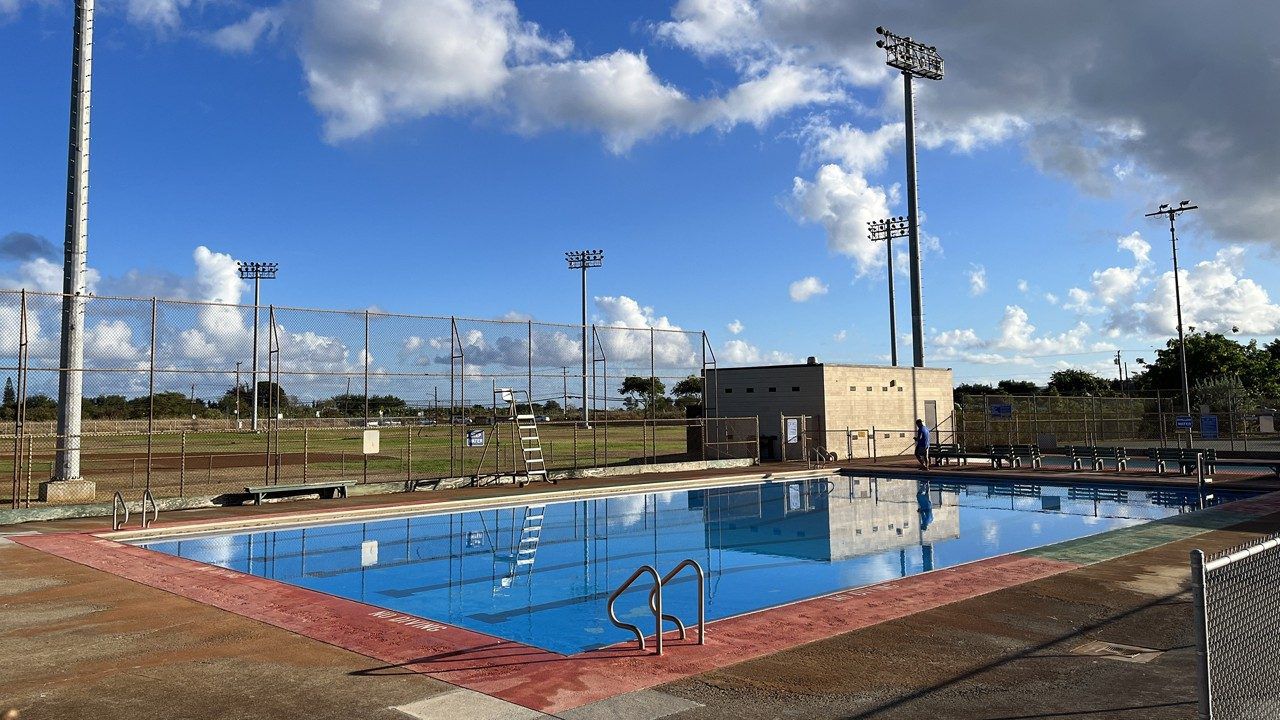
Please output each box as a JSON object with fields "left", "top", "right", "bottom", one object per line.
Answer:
{"left": 925, "top": 400, "right": 939, "bottom": 443}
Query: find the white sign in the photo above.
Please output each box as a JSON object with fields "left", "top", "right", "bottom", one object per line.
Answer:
{"left": 363, "top": 429, "right": 380, "bottom": 454}
{"left": 466, "top": 429, "right": 486, "bottom": 447}
{"left": 785, "top": 418, "right": 800, "bottom": 444}
{"left": 361, "top": 540, "right": 378, "bottom": 567}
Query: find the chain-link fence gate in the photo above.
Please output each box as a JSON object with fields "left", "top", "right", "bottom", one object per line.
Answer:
{"left": 1191, "top": 533, "right": 1280, "bottom": 719}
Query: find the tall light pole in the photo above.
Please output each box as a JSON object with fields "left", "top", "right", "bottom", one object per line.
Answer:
{"left": 566, "top": 250, "right": 603, "bottom": 427}
{"left": 876, "top": 26, "right": 944, "bottom": 368}
{"left": 45, "top": 0, "right": 96, "bottom": 502}
{"left": 868, "top": 216, "right": 909, "bottom": 366}
{"left": 237, "top": 261, "right": 278, "bottom": 432}
{"left": 1145, "top": 201, "right": 1198, "bottom": 444}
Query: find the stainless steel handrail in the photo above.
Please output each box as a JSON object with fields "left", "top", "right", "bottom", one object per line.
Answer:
{"left": 648, "top": 558, "right": 707, "bottom": 645}
{"left": 111, "top": 491, "right": 129, "bottom": 531}
{"left": 141, "top": 488, "right": 158, "bottom": 528}
{"left": 607, "top": 564, "right": 664, "bottom": 654}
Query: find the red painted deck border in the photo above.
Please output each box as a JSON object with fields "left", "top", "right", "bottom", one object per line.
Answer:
{"left": 16, "top": 532, "right": 1076, "bottom": 714}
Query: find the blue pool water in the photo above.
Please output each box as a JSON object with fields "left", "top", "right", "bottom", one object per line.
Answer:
{"left": 139, "top": 476, "right": 1246, "bottom": 655}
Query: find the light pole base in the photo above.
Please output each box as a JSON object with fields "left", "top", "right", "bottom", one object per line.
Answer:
{"left": 38, "top": 478, "right": 97, "bottom": 504}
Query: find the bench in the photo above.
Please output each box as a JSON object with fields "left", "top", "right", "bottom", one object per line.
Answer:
{"left": 931, "top": 443, "right": 984, "bottom": 466}
{"left": 1146, "top": 447, "right": 1216, "bottom": 475}
{"left": 1012, "top": 444, "right": 1043, "bottom": 469}
{"left": 243, "top": 481, "right": 354, "bottom": 505}
{"left": 1063, "top": 445, "right": 1104, "bottom": 471}
{"left": 988, "top": 444, "right": 1020, "bottom": 469}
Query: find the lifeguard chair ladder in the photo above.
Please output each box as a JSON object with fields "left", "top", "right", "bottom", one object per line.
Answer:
{"left": 496, "top": 388, "right": 553, "bottom": 487}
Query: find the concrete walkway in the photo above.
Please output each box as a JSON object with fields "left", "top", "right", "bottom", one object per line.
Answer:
{"left": 3, "top": 465, "right": 1277, "bottom": 719}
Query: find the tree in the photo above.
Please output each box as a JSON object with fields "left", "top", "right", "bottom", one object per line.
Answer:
{"left": 672, "top": 375, "right": 702, "bottom": 408}
{"left": 3, "top": 377, "right": 13, "bottom": 407}
{"left": 1134, "top": 332, "right": 1280, "bottom": 400}
{"left": 1047, "top": 369, "right": 1113, "bottom": 397}
{"left": 541, "top": 399, "right": 562, "bottom": 415}
{"left": 997, "top": 380, "right": 1040, "bottom": 395}
{"left": 953, "top": 383, "right": 997, "bottom": 403}
{"left": 619, "top": 376, "right": 668, "bottom": 412}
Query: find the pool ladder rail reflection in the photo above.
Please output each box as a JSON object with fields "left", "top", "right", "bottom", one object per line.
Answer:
{"left": 607, "top": 558, "right": 706, "bottom": 655}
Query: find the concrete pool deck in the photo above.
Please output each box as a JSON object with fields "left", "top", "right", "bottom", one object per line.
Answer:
{"left": 4, "top": 459, "right": 1280, "bottom": 719}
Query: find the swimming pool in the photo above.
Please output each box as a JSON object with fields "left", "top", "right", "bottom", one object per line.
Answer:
{"left": 138, "top": 475, "right": 1245, "bottom": 655}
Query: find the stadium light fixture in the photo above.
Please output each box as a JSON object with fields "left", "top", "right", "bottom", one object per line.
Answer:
{"left": 566, "top": 250, "right": 604, "bottom": 427}
{"left": 238, "top": 261, "right": 280, "bottom": 432}
{"left": 867, "top": 216, "right": 910, "bottom": 366}
{"left": 875, "top": 26, "right": 944, "bottom": 368}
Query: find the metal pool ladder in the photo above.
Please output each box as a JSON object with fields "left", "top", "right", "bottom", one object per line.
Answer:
{"left": 111, "top": 489, "right": 159, "bottom": 531}
{"left": 607, "top": 558, "right": 706, "bottom": 655}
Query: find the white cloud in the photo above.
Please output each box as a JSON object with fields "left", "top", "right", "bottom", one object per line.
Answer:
{"left": 833, "top": 329, "right": 847, "bottom": 342}
{"left": 594, "top": 295, "right": 698, "bottom": 368}
{"left": 720, "top": 338, "right": 794, "bottom": 366}
{"left": 1017, "top": 279, "right": 1029, "bottom": 293}
{"left": 788, "top": 276, "right": 828, "bottom": 302}
{"left": 127, "top": 0, "right": 191, "bottom": 33}
{"left": 209, "top": 8, "right": 284, "bottom": 54}
{"left": 789, "top": 164, "right": 896, "bottom": 274}
{"left": 726, "top": 319, "right": 744, "bottom": 335}
{"left": 968, "top": 264, "right": 987, "bottom": 296}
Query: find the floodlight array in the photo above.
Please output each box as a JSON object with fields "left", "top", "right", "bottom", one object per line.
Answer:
{"left": 565, "top": 250, "right": 604, "bottom": 269}
{"left": 236, "top": 261, "right": 279, "bottom": 279}
{"left": 867, "top": 216, "right": 911, "bottom": 242}
{"left": 875, "top": 26, "right": 944, "bottom": 80}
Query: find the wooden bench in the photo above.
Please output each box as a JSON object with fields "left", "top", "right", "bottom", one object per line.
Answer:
{"left": 1012, "top": 444, "right": 1043, "bottom": 469}
{"left": 1146, "top": 447, "right": 1215, "bottom": 475}
{"left": 244, "top": 481, "right": 354, "bottom": 505}
{"left": 1062, "top": 445, "right": 1104, "bottom": 472}
{"left": 931, "top": 443, "right": 985, "bottom": 466}
{"left": 988, "top": 444, "right": 1020, "bottom": 469}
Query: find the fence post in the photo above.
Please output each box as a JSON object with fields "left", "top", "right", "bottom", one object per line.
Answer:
{"left": 303, "top": 425, "right": 309, "bottom": 483}
{"left": 146, "top": 298, "right": 157, "bottom": 494}
{"left": 406, "top": 423, "right": 412, "bottom": 486}
{"left": 179, "top": 430, "right": 186, "bottom": 497}
{"left": 1190, "top": 549, "right": 1213, "bottom": 720}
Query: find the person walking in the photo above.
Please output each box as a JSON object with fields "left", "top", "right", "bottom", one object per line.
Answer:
{"left": 914, "top": 418, "right": 931, "bottom": 470}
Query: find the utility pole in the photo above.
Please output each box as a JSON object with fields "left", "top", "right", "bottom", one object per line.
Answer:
{"left": 46, "top": 0, "right": 96, "bottom": 502}
{"left": 876, "top": 27, "right": 944, "bottom": 368}
{"left": 237, "top": 261, "right": 278, "bottom": 432}
{"left": 1145, "top": 201, "right": 1198, "bottom": 445}
{"left": 565, "top": 250, "right": 603, "bottom": 427}
{"left": 868, "top": 216, "right": 909, "bottom": 366}
{"left": 562, "top": 366, "right": 569, "bottom": 419}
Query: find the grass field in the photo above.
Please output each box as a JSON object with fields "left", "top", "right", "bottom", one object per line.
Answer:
{"left": 2, "top": 421, "right": 697, "bottom": 504}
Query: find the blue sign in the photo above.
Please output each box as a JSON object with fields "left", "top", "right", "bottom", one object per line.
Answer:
{"left": 1175, "top": 415, "right": 1194, "bottom": 430}
{"left": 1200, "top": 414, "right": 1219, "bottom": 440}
{"left": 990, "top": 404, "right": 1013, "bottom": 418}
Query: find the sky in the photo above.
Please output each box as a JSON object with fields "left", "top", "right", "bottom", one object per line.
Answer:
{"left": 2, "top": 0, "right": 1279, "bottom": 391}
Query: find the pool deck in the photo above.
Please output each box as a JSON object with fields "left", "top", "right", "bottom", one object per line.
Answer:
{"left": 4, "top": 459, "right": 1280, "bottom": 719}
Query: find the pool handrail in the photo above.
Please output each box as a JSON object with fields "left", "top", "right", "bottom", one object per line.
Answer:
{"left": 141, "top": 488, "right": 158, "bottom": 529}
{"left": 607, "top": 564, "right": 664, "bottom": 654}
{"left": 647, "top": 558, "right": 707, "bottom": 646}
{"left": 111, "top": 491, "right": 129, "bottom": 531}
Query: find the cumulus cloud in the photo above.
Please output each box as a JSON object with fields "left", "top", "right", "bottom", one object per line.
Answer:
{"left": 1016, "top": 279, "right": 1029, "bottom": 294}
{"left": 726, "top": 319, "right": 744, "bottom": 335}
{"left": 788, "top": 276, "right": 828, "bottom": 302}
{"left": 126, "top": 0, "right": 191, "bottom": 34}
{"left": 720, "top": 338, "right": 793, "bottom": 366}
{"left": 833, "top": 329, "right": 847, "bottom": 342}
{"left": 209, "top": 7, "right": 284, "bottom": 53}
{"left": 789, "top": 164, "right": 896, "bottom": 273}
{"left": 932, "top": 305, "right": 1105, "bottom": 366}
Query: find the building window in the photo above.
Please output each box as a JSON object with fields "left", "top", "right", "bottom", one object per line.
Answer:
{"left": 866, "top": 386, "right": 873, "bottom": 391}
{"left": 882, "top": 387, "right": 888, "bottom": 392}
{"left": 849, "top": 385, "right": 857, "bottom": 392}
{"left": 746, "top": 387, "right": 754, "bottom": 393}
{"left": 724, "top": 388, "right": 733, "bottom": 394}
{"left": 791, "top": 386, "right": 800, "bottom": 392}
{"left": 768, "top": 387, "right": 776, "bottom": 392}
{"left": 898, "top": 387, "right": 904, "bottom": 392}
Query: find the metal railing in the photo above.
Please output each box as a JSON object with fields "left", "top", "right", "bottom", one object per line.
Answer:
{"left": 607, "top": 558, "right": 706, "bottom": 655}
{"left": 1191, "top": 532, "right": 1280, "bottom": 719}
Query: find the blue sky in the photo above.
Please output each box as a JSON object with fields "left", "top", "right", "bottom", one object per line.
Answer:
{"left": 2, "top": 0, "right": 1278, "bottom": 389}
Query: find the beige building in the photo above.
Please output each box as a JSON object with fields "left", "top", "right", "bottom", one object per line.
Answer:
{"left": 705, "top": 359, "right": 954, "bottom": 460}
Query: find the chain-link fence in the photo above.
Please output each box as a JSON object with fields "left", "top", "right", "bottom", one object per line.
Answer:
{"left": 1191, "top": 533, "right": 1280, "bottom": 719}
{"left": 1, "top": 290, "right": 753, "bottom": 506}
{"left": 956, "top": 394, "right": 1280, "bottom": 453}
